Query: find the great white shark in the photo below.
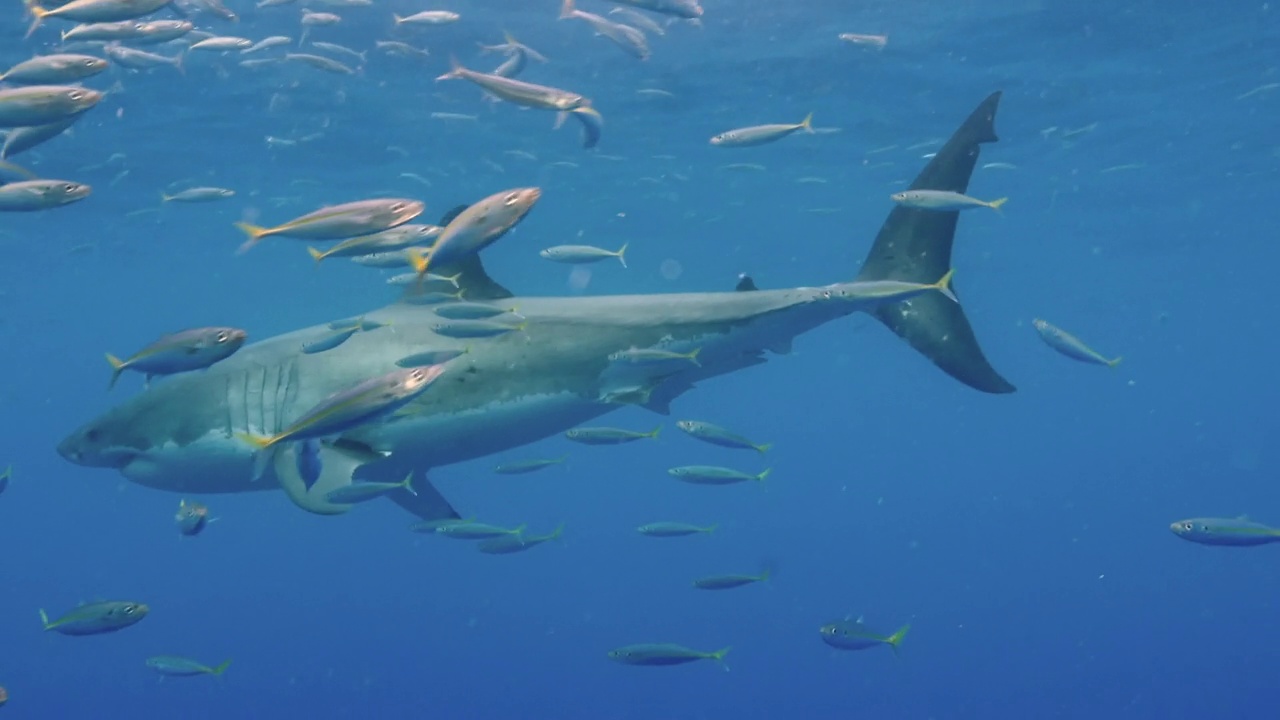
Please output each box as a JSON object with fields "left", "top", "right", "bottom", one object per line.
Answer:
{"left": 57, "top": 92, "right": 1015, "bottom": 523}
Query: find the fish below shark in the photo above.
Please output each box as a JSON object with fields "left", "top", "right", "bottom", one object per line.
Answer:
{"left": 57, "top": 92, "right": 1015, "bottom": 524}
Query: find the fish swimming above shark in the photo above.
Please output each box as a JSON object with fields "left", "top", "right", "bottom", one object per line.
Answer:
{"left": 56, "top": 92, "right": 1015, "bottom": 526}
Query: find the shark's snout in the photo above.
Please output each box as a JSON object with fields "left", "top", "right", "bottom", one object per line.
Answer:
{"left": 56, "top": 424, "right": 136, "bottom": 469}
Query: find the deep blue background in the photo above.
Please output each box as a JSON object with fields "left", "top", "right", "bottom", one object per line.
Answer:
{"left": 2, "top": 0, "right": 1278, "bottom": 717}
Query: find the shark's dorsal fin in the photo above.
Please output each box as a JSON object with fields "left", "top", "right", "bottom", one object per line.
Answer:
{"left": 429, "top": 204, "right": 514, "bottom": 301}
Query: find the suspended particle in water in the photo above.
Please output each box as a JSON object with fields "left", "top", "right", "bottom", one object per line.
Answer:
{"left": 660, "top": 259, "right": 682, "bottom": 280}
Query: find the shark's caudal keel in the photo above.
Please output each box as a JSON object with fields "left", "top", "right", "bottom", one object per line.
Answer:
{"left": 56, "top": 92, "right": 1012, "bottom": 523}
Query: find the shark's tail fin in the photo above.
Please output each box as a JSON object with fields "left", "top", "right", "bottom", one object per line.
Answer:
{"left": 855, "top": 92, "right": 1015, "bottom": 394}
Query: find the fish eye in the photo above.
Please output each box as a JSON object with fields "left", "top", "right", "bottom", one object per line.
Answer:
{"left": 391, "top": 202, "right": 406, "bottom": 211}
{"left": 63, "top": 184, "right": 77, "bottom": 193}
{"left": 503, "top": 193, "right": 519, "bottom": 206}
{"left": 68, "top": 90, "right": 84, "bottom": 100}
{"left": 83, "top": 59, "right": 97, "bottom": 66}
{"left": 1182, "top": 522, "right": 1193, "bottom": 531}
{"left": 216, "top": 331, "right": 230, "bottom": 342}
{"left": 123, "top": 606, "right": 135, "bottom": 615}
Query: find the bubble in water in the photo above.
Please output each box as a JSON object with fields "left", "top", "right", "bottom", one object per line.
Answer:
{"left": 660, "top": 259, "right": 683, "bottom": 280}
{"left": 569, "top": 266, "right": 592, "bottom": 291}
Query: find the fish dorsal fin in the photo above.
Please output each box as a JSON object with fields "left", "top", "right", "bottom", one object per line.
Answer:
{"left": 431, "top": 203, "right": 514, "bottom": 300}
{"left": 735, "top": 274, "right": 758, "bottom": 292}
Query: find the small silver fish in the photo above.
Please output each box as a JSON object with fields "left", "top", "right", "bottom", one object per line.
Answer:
{"left": 540, "top": 243, "right": 627, "bottom": 267}
{"left": 1032, "top": 319, "right": 1121, "bottom": 368}
{"left": 494, "top": 456, "right": 566, "bottom": 475}
{"left": 0, "top": 54, "right": 109, "bottom": 84}
{"left": 324, "top": 473, "right": 415, "bottom": 504}
{"left": 300, "top": 327, "right": 358, "bottom": 354}
{"left": 668, "top": 465, "right": 770, "bottom": 485}
{"left": 431, "top": 319, "right": 524, "bottom": 339}
{"left": 711, "top": 114, "right": 813, "bottom": 147}
{"left": 564, "top": 426, "right": 660, "bottom": 445}
{"left": 675, "top": 420, "right": 769, "bottom": 453}
{"left": 0, "top": 179, "right": 91, "bottom": 211}
{"left": 890, "top": 190, "right": 1007, "bottom": 212}
{"left": 161, "top": 187, "right": 234, "bottom": 203}
{"left": 145, "top": 656, "right": 231, "bottom": 677}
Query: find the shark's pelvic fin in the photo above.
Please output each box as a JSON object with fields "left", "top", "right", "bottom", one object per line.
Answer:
{"left": 386, "top": 471, "right": 460, "bottom": 522}
{"left": 855, "top": 91, "right": 1015, "bottom": 394}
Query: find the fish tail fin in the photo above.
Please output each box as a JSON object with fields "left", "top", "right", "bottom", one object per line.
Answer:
{"left": 234, "top": 222, "right": 269, "bottom": 254}
{"left": 174, "top": 49, "right": 186, "bottom": 76}
{"left": 932, "top": 268, "right": 958, "bottom": 303}
{"left": 647, "top": 425, "right": 661, "bottom": 439}
{"left": 800, "top": 111, "right": 814, "bottom": 132}
{"left": 513, "top": 524, "right": 527, "bottom": 536}
{"left": 710, "top": 646, "right": 731, "bottom": 670}
{"left": 616, "top": 242, "right": 628, "bottom": 267}
{"left": 559, "top": 0, "right": 575, "bottom": 19}
{"left": 755, "top": 468, "right": 772, "bottom": 483}
{"left": 855, "top": 92, "right": 1014, "bottom": 395}
{"left": 0, "top": 465, "right": 10, "bottom": 482}
{"left": 39, "top": 608, "right": 51, "bottom": 629}
{"left": 306, "top": 246, "right": 326, "bottom": 264}
{"left": 988, "top": 196, "right": 1008, "bottom": 212}
{"left": 886, "top": 624, "right": 911, "bottom": 654}
{"left": 548, "top": 523, "right": 565, "bottom": 540}
{"left": 401, "top": 472, "right": 418, "bottom": 496}
{"left": 442, "top": 271, "right": 463, "bottom": 287}
{"left": 160, "top": 192, "right": 173, "bottom": 203}
{"left": 24, "top": 5, "right": 47, "bottom": 38}
{"left": 392, "top": 13, "right": 404, "bottom": 24}
{"left": 233, "top": 432, "right": 274, "bottom": 450}
{"left": 407, "top": 247, "right": 430, "bottom": 277}
{"left": 435, "top": 55, "right": 463, "bottom": 81}
{"left": 210, "top": 659, "right": 232, "bottom": 675}
{"left": 754, "top": 442, "right": 772, "bottom": 454}
{"left": 503, "top": 30, "right": 518, "bottom": 45}
{"left": 686, "top": 347, "right": 701, "bottom": 366}
{"left": 704, "top": 524, "right": 718, "bottom": 534}
{"left": 1107, "top": 356, "right": 1123, "bottom": 368}
{"left": 105, "top": 353, "right": 125, "bottom": 390}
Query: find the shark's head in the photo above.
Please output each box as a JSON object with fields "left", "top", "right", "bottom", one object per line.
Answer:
{"left": 57, "top": 413, "right": 143, "bottom": 470}
{"left": 57, "top": 397, "right": 250, "bottom": 493}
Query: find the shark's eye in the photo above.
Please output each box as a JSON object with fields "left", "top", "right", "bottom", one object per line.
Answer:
{"left": 85, "top": 428, "right": 101, "bottom": 443}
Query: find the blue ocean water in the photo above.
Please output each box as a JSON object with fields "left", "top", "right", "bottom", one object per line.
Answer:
{"left": 2, "top": 0, "right": 1279, "bottom": 717}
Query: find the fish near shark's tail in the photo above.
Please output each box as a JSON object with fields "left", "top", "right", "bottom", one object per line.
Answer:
{"left": 854, "top": 92, "right": 1015, "bottom": 394}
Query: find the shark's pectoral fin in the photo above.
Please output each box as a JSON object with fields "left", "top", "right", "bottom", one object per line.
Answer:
{"left": 274, "top": 443, "right": 366, "bottom": 515}
{"left": 386, "top": 472, "right": 460, "bottom": 522}
{"left": 855, "top": 91, "right": 1015, "bottom": 394}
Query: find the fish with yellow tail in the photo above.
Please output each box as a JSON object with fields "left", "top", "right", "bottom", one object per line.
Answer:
{"left": 106, "top": 327, "right": 246, "bottom": 390}
{"left": 25, "top": 0, "right": 173, "bottom": 38}
{"left": 233, "top": 198, "right": 423, "bottom": 254}
{"left": 819, "top": 617, "right": 910, "bottom": 654}
{"left": 710, "top": 113, "right": 814, "bottom": 147}
{"left": 436, "top": 58, "right": 589, "bottom": 113}
{"left": 608, "top": 643, "right": 729, "bottom": 668}
{"left": 1032, "top": 319, "right": 1122, "bottom": 368}
{"left": 146, "top": 656, "right": 232, "bottom": 677}
{"left": 236, "top": 365, "right": 446, "bottom": 482}
{"left": 891, "top": 189, "right": 1007, "bottom": 213}
{"left": 407, "top": 187, "right": 540, "bottom": 277}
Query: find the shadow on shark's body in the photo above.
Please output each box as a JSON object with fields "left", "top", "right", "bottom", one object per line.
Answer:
{"left": 56, "top": 92, "right": 1013, "bottom": 524}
